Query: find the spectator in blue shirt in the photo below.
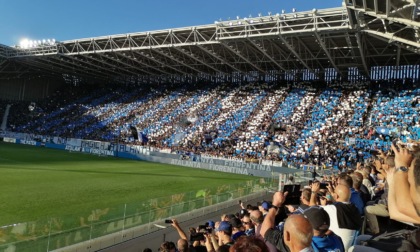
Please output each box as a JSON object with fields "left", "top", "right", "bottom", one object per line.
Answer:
{"left": 303, "top": 206, "right": 345, "bottom": 252}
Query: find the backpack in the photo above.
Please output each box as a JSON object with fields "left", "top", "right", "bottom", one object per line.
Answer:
{"left": 361, "top": 228, "right": 420, "bottom": 252}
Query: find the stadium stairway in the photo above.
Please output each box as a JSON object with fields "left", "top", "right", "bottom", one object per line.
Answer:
{"left": 1, "top": 104, "right": 10, "bottom": 131}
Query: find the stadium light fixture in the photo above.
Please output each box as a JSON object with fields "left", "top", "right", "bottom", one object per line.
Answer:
{"left": 19, "top": 38, "right": 30, "bottom": 49}
{"left": 20, "top": 38, "right": 57, "bottom": 48}
{"left": 292, "top": 8, "right": 296, "bottom": 13}
{"left": 281, "top": 9, "right": 285, "bottom": 14}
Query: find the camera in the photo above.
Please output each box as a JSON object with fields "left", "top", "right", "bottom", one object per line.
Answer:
{"left": 198, "top": 223, "right": 213, "bottom": 233}
{"left": 283, "top": 184, "right": 301, "bottom": 205}
{"left": 189, "top": 225, "right": 209, "bottom": 242}
{"left": 198, "top": 224, "right": 207, "bottom": 230}
{"left": 320, "top": 181, "right": 330, "bottom": 190}
{"left": 190, "top": 232, "right": 205, "bottom": 242}
{"left": 164, "top": 219, "right": 173, "bottom": 224}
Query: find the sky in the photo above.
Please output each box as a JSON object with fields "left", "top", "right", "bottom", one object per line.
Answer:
{"left": 0, "top": 0, "right": 343, "bottom": 47}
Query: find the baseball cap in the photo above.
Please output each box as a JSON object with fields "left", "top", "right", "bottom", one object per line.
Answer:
{"left": 207, "top": 221, "right": 215, "bottom": 228}
{"left": 261, "top": 201, "right": 270, "bottom": 211}
{"left": 303, "top": 207, "right": 330, "bottom": 231}
{"left": 215, "top": 221, "right": 232, "bottom": 232}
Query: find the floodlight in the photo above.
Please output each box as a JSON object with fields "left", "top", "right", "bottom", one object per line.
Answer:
{"left": 42, "top": 39, "right": 46, "bottom": 44}
{"left": 294, "top": 14, "right": 298, "bottom": 18}
{"left": 292, "top": 8, "right": 296, "bottom": 13}
{"left": 52, "top": 38, "right": 56, "bottom": 44}
{"left": 281, "top": 9, "right": 285, "bottom": 14}
{"left": 258, "top": 13, "right": 262, "bottom": 17}
{"left": 268, "top": 12, "right": 272, "bottom": 16}
{"left": 236, "top": 16, "right": 240, "bottom": 20}
{"left": 37, "top": 40, "right": 41, "bottom": 44}
{"left": 19, "top": 39, "right": 29, "bottom": 49}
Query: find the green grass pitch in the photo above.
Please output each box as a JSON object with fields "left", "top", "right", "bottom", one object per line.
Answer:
{"left": 0, "top": 142, "right": 253, "bottom": 227}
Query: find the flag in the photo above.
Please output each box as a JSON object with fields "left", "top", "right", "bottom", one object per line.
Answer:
{"left": 129, "top": 126, "right": 139, "bottom": 140}
{"left": 140, "top": 132, "right": 148, "bottom": 143}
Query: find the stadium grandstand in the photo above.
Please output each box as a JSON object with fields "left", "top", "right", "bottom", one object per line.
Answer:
{"left": 1, "top": 0, "right": 420, "bottom": 251}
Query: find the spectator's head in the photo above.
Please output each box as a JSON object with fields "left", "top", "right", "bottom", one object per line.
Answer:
{"left": 177, "top": 239, "right": 188, "bottom": 252}
{"left": 351, "top": 172, "right": 363, "bottom": 190}
{"left": 250, "top": 210, "right": 263, "bottom": 225}
{"left": 221, "top": 214, "right": 230, "bottom": 221}
{"left": 216, "top": 221, "right": 233, "bottom": 236}
{"left": 241, "top": 214, "right": 254, "bottom": 230}
{"left": 300, "top": 188, "right": 311, "bottom": 205}
{"left": 229, "top": 217, "right": 244, "bottom": 232}
{"left": 357, "top": 169, "right": 369, "bottom": 180}
{"left": 260, "top": 201, "right": 270, "bottom": 212}
{"left": 246, "top": 204, "right": 257, "bottom": 211}
{"left": 159, "top": 241, "right": 176, "bottom": 252}
{"left": 283, "top": 214, "right": 313, "bottom": 252}
{"left": 363, "top": 164, "right": 373, "bottom": 175}
{"left": 333, "top": 184, "right": 351, "bottom": 202}
{"left": 229, "top": 236, "right": 269, "bottom": 252}
{"left": 206, "top": 220, "right": 215, "bottom": 229}
{"left": 303, "top": 207, "right": 330, "bottom": 236}
{"left": 337, "top": 173, "right": 353, "bottom": 188}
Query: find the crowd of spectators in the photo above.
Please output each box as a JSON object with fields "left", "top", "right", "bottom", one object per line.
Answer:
{"left": 138, "top": 141, "right": 419, "bottom": 251}
{"left": 4, "top": 79, "right": 419, "bottom": 170}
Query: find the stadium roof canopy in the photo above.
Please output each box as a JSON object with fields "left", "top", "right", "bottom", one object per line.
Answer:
{"left": 1, "top": 0, "right": 420, "bottom": 84}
